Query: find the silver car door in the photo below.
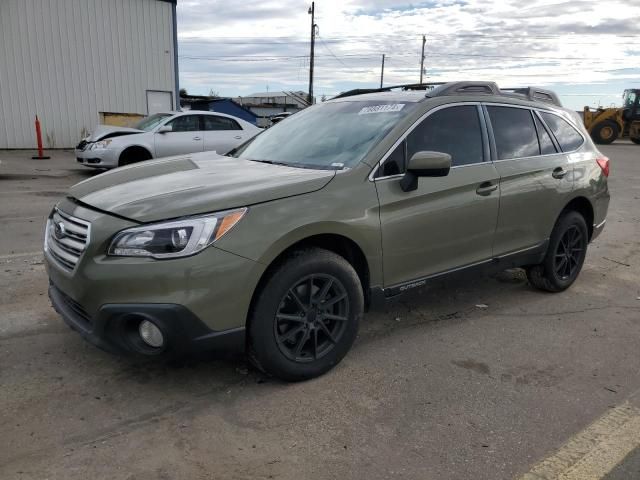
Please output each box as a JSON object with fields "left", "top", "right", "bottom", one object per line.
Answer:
{"left": 202, "top": 115, "right": 246, "bottom": 154}
{"left": 154, "top": 114, "right": 204, "bottom": 158}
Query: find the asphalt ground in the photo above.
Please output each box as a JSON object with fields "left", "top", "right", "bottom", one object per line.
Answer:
{"left": 0, "top": 144, "right": 638, "bottom": 480}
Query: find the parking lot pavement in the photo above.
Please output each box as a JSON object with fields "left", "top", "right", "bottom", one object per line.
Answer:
{"left": 0, "top": 145, "right": 638, "bottom": 480}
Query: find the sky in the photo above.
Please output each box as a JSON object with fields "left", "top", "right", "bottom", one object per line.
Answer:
{"left": 176, "top": 0, "right": 640, "bottom": 110}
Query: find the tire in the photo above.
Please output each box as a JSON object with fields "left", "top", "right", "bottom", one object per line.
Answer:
{"left": 119, "top": 147, "right": 152, "bottom": 167}
{"left": 248, "top": 248, "right": 363, "bottom": 381}
{"left": 591, "top": 121, "right": 619, "bottom": 145}
{"left": 630, "top": 137, "right": 640, "bottom": 145}
{"left": 526, "top": 211, "right": 589, "bottom": 292}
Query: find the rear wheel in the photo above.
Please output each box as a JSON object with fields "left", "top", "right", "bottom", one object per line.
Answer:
{"left": 526, "top": 211, "right": 588, "bottom": 292}
{"left": 119, "top": 147, "right": 152, "bottom": 167}
{"left": 591, "top": 121, "right": 619, "bottom": 145}
{"left": 248, "top": 248, "right": 363, "bottom": 381}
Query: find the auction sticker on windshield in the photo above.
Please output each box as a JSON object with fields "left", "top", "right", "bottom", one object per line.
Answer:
{"left": 358, "top": 104, "right": 405, "bottom": 115}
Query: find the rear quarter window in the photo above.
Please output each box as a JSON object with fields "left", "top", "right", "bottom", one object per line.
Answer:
{"left": 540, "top": 112, "right": 584, "bottom": 152}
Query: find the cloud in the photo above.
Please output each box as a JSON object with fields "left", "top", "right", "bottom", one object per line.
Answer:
{"left": 176, "top": 0, "right": 640, "bottom": 109}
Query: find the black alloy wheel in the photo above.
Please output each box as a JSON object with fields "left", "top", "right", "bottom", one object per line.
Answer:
{"left": 526, "top": 211, "right": 589, "bottom": 292}
{"left": 553, "top": 225, "right": 586, "bottom": 281}
{"left": 274, "top": 274, "right": 349, "bottom": 363}
{"left": 248, "top": 248, "right": 363, "bottom": 381}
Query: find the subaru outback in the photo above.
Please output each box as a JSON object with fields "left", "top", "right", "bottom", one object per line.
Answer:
{"left": 45, "top": 81, "right": 610, "bottom": 381}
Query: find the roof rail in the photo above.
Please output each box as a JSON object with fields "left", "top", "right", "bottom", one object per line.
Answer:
{"left": 332, "top": 82, "right": 445, "bottom": 99}
{"left": 500, "top": 87, "right": 563, "bottom": 107}
{"left": 427, "top": 81, "right": 501, "bottom": 97}
{"left": 332, "top": 81, "right": 563, "bottom": 107}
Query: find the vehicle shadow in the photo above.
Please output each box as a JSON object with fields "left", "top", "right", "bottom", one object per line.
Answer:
{"left": 90, "top": 267, "right": 535, "bottom": 389}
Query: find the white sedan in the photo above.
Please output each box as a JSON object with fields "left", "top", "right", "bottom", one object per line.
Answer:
{"left": 75, "top": 111, "right": 261, "bottom": 169}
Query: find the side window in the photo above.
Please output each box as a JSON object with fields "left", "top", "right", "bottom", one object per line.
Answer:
{"left": 167, "top": 115, "right": 200, "bottom": 132}
{"left": 202, "top": 115, "right": 242, "bottom": 131}
{"left": 534, "top": 114, "right": 557, "bottom": 155}
{"left": 406, "top": 105, "right": 484, "bottom": 167}
{"left": 379, "top": 142, "right": 406, "bottom": 177}
{"left": 540, "top": 112, "right": 584, "bottom": 152}
{"left": 487, "top": 106, "right": 539, "bottom": 159}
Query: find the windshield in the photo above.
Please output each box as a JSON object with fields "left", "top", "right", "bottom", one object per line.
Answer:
{"left": 233, "top": 100, "right": 418, "bottom": 169}
{"left": 134, "top": 113, "right": 172, "bottom": 131}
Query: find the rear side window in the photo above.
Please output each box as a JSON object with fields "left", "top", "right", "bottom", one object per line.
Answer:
{"left": 202, "top": 115, "right": 241, "bottom": 131}
{"left": 540, "top": 112, "right": 584, "bottom": 152}
{"left": 487, "top": 106, "right": 539, "bottom": 159}
{"left": 534, "top": 114, "right": 557, "bottom": 154}
{"left": 406, "top": 105, "right": 484, "bottom": 167}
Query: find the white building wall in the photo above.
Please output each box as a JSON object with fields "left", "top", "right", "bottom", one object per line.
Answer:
{"left": 0, "top": 0, "right": 177, "bottom": 149}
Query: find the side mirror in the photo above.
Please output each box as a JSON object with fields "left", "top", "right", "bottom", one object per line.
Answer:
{"left": 400, "top": 151, "right": 451, "bottom": 192}
{"left": 157, "top": 125, "right": 172, "bottom": 134}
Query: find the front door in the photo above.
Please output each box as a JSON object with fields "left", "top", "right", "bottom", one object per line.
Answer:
{"left": 154, "top": 114, "right": 204, "bottom": 158}
{"left": 375, "top": 104, "right": 500, "bottom": 288}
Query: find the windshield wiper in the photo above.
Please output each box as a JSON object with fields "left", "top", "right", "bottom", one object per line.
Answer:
{"left": 248, "top": 159, "right": 292, "bottom": 167}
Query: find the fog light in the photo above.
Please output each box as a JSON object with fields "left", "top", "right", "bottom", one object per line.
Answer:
{"left": 138, "top": 320, "right": 164, "bottom": 348}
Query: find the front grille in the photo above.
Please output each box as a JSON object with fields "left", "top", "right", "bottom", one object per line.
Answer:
{"left": 76, "top": 140, "right": 88, "bottom": 151}
{"left": 45, "top": 208, "right": 91, "bottom": 272}
{"left": 54, "top": 285, "right": 92, "bottom": 325}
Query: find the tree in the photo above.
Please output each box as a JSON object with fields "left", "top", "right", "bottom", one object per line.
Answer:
{"left": 320, "top": 94, "right": 327, "bottom": 102}
{"left": 179, "top": 88, "right": 188, "bottom": 97}
{"left": 209, "top": 89, "right": 220, "bottom": 97}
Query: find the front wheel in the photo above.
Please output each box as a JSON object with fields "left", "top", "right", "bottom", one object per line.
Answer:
{"left": 248, "top": 248, "right": 363, "bottom": 381}
{"left": 526, "top": 211, "right": 588, "bottom": 292}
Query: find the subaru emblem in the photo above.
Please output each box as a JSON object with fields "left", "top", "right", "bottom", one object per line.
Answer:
{"left": 54, "top": 221, "right": 66, "bottom": 239}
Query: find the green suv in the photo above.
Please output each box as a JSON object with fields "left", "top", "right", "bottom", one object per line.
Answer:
{"left": 45, "top": 82, "right": 610, "bottom": 381}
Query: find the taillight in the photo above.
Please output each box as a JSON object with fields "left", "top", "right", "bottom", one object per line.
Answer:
{"left": 596, "top": 156, "right": 610, "bottom": 177}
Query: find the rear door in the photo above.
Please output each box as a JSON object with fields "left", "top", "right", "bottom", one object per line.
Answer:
{"left": 374, "top": 104, "right": 501, "bottom": 288}
{"left": 202, "top": 114, "right": 246, "bottom": 154}
{"left": 487, "top": 105, "right": 574, "bottom": 256}
{"left": 154, "top": 114, "right": 204, "bottom": 158}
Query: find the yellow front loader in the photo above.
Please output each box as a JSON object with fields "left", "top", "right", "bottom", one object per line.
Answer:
{"left": 583, "top": 89, "right": 640, "bottom": 145}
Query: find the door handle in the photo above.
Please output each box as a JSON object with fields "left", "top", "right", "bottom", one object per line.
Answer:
{"left": 193, "top": 136, "right": 201, "bottom": 141}
{"left": 234, "top": 135, "right": 242, "bottom": 139}
{"left": 476, "top": 181, "right": 498, "bottom": 196}
{"left": 552, "top": 167, "right": 568, "bottom": 179}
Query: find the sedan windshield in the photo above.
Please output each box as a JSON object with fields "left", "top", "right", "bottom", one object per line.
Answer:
{"left": 134, "top": 113, "right": 172, "bottom": 132}
{"left": 233, "top": 100, "right": 417, "bottom": 169}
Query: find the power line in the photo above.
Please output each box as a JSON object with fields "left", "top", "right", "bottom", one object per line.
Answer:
{"left": 316, "top": 34, "right": 349, "bottom": 68}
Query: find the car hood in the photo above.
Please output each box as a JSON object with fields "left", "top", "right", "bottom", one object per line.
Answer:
{"left": 86, "top": 125, "right": 144, "bottom": 142}
{"left": 68, "top": 152, "right": 336, "bottom": 222}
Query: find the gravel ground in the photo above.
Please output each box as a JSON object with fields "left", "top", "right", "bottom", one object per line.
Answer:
{"left": 0, "top": 144, "right": 638, "bottom": 480}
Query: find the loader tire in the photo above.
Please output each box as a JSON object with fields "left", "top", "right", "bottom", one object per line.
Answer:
{"left": 591, "top": 121, "right": 619, "bottom": 145}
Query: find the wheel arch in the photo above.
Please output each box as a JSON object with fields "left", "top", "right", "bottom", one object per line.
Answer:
{"left": 561, "top": 196, "right": 594, "bottom": 240}
{"left": 118, "top": 144, "right": 154, "bottom": 164}
{"left": 247, "top": 232, "right": 373, "bottom": 331}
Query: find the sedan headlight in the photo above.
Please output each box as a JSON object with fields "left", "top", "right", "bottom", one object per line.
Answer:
{"left": 91, "top": 139, "right": 112, "bottom": 150}
{"left": 108, "top": 208, "right": 247, "bottom": 259}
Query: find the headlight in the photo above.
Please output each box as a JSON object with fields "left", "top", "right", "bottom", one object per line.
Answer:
{"left": 91, "top": 139, "right": 112, "bottom": 150}
{"left": 107, "top": 208, "right": 247, "bottom": 259}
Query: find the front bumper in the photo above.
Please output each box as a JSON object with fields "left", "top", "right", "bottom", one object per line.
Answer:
{"left": 45, "top": 199, "right": 265, "bottom": 356}
{"left": 75, "top": 147, "right": 118, "bottom": 168}
{"left": 49, "top": 282, "right": 246, "bottom": 356}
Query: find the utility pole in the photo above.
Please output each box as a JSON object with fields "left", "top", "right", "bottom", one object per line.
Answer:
{"left": 419, "top": 35, "right": 426, "bottom": 84}
{"left": 308, "top": 2, "right": 316, "bottom": 105}
{"left": 380, "top": 54, "right": 385, "bottom": 88}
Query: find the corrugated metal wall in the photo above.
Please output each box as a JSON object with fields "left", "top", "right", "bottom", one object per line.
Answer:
{"left": 0, "top": 0, "right": 176, "bottom": 149}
